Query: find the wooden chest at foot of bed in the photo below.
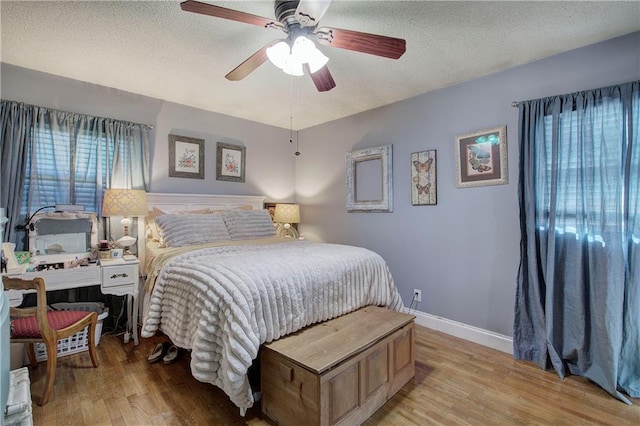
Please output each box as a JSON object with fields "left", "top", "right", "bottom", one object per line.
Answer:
{"left": 261, "top": 306, "right": 415, "bottom": 426}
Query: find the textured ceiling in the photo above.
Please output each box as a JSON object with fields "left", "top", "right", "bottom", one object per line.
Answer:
{"left": 1, "top": 1, "right": 639, "bottom": 130}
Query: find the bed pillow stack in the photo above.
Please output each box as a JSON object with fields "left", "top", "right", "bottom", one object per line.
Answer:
{"left": 222, "top": 209, "right": 276, "bottom": 240}
{"left": 155, "top": 213, "right": 231, "bottom": 247}
{"left": 145, "top": 206, "right": 255, "bottom": 242}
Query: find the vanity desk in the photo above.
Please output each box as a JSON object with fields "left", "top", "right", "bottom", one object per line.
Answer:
{"left": 4, "top": 257, "right": 140, "bottom": 346}
{"left": 3, "top": 210, "right": 140, "bottom": 345}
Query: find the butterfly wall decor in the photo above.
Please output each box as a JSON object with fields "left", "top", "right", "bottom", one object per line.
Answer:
{"left": 467, "top": 143, "right": 493, "bottom": 173}
{"left": 416, "top": 183, "right": 431, "bottom": 195}
{"left": 411, "top": 150, "right": 437, "bottom": 206}
{"left": 413, "top": 157, "right": 433, "bottom": 174}
{"left": 455, "top": 125, "right": 508, "bottom": 188}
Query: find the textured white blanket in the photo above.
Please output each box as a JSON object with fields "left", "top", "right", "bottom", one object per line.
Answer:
{"left": 141, "top": 240, "right": 403, "bottom": 413}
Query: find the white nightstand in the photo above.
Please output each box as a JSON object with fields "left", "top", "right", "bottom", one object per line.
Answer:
{"left": 100, "top": 257, "right": 140, "bottom": 345}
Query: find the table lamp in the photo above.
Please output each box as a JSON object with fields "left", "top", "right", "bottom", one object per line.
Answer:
{"left": 101, "top": 189, "right": 148, "bottom": 255}
{"left": 273, "top": 204, "right": 300, "bottom": 238}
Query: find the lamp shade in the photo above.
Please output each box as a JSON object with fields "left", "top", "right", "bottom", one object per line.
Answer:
{"left": 292, "top": 36, "right": 328, "bottom": 73}
{"left": 273, "top": 204, "right": 300, "bottom": 224}
{"left": 266, "top": 41, "right": 290, "bottom": 69}
{"left": 101, "top": 189, "right": 148, "bottom": 217}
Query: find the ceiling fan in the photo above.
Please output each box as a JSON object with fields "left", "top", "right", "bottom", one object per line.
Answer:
{"left": 180, "top": 0, "right": 406, "bottom": 92}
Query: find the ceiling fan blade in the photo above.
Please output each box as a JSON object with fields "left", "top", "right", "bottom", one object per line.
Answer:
{"left": 226, "top": 40, "right": 280, "bottom": 81}
{"left": 305, "top": 64, "right": 336, "bottom": 92}
{"left": 295, "top": 0, "right": 333, "bottom": 27}
{"left": 315, "top": 27, "right": 406, "bottom": 59}
{"left": 181, "top": 0, "right": 283, "bottom": 30}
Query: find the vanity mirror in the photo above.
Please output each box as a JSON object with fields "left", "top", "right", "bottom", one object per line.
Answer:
{"left": 346, "top": 145, "right": 393, "bottom": 212}
{"left": 28, "top": 212, "right": 98, "bottom": 260}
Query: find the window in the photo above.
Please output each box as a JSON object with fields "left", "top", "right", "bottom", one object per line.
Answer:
{"left": 21, "top": 120, "right": 113, "bottom": 216}
{"left": 1, "top": 100, "right": 149, "bottom": 248}
{"left": 534, "top": 93, "right": 629, "bottom": 246}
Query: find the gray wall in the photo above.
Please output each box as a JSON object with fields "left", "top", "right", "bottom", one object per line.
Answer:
{"left": 295, "top": 32, "right": 640, "bottom": 336}
{"left": 0, "top": 64, "right": 296, "bottom": 202}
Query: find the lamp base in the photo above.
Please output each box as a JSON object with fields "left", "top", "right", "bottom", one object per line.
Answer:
{"left": 276, "top": 223, "right": 299, "bottom": 238}
{"left": 117, "top": 235, "right": 136, "bottom": 255}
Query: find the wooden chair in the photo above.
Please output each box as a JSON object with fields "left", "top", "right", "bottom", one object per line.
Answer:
{"left": 3, "top": 276, "right": 99, "bottom": 405}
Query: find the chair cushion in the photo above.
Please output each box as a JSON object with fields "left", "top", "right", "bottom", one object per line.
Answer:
{"left": 10, "top": 310, "right": 91, "bottom": 339}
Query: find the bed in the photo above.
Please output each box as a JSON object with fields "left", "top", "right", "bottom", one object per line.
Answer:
{"left": 138, "top": 193, "right": 404, "bottom": 414}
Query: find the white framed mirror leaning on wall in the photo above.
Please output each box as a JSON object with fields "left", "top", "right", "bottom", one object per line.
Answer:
{"left": 346, "top": 144, "right": 393, "bottom": 213}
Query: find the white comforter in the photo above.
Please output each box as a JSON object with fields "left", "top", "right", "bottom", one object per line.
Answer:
{"left": 141, "top": 239, "right": 403, "bottom": 413}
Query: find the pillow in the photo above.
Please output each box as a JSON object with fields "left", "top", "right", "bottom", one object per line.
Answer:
{"left": 222, "top": 209, "right": 276, "bottom": 240}
{"left": 145, "top": 207, "right": 212, "bottom": 241}
{"left": 155, "top": 213, "right": 230, "bottom": 247}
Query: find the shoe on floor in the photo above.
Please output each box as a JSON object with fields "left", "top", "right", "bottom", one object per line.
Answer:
{"left": 163, "top": 345, "right": 180, "bottom": 364}
{"left": 148, "top": 342, "right": 166, "bottom": 363}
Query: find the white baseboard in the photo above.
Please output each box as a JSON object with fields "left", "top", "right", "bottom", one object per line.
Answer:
{"left": 404, "top": 308, "right": 513, "bottom": 355}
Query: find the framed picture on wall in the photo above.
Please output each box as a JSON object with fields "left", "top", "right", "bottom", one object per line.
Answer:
{"left": 455, "top": 125, "right": 508, "bottom": 188}
{"left": 168, "top": 134, "right": 205, "bottom": 179}
{"left": 216, "top": 142, "right": 246, "bottom": 182}
{"left": 411, "top": 150, "right": 437, "bottom": 205}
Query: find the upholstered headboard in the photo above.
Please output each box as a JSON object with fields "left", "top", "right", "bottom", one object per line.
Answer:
{"left": 137, "top": 193, "right": 267, "bottom": 267}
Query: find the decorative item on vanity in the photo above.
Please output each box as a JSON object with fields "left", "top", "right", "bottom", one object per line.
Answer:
{"left": 273, "top": 204, "right": 300, "bottom": 238}
{"left": 98, "top": 240, "right": 111, "bottom": 261}
{"left": 455, "top": 125, "right": 508, "bottom": 188}
{"left": 101, "top": 189, "right": 148, "bottom": 255}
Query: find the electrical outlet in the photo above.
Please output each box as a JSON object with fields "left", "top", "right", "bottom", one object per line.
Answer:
{"left": 413, "top": 289, "right": 422, "bottom": 303}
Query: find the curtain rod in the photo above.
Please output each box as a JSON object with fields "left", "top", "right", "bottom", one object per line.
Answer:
{"left": 1, "top": 99, "right": 154, "bottom": 129}
{"left": 511, "top": 101, "right": 519, "bottom": 108}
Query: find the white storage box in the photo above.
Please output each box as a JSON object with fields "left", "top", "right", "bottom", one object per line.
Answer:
{"left": 34, "top": 302, "right": 108, "bottom": 362}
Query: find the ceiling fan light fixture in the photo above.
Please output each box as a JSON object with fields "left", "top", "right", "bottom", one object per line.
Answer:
{"left": 282, "top": 56, "right": 304, "bottom": 76}
{"left": 291, "top": 36, "right": 329, "bottom": 73}
{"left": 306, "top": 48, "right": 329, "bottom": 74}
{"left": 266, "top": 41, "right": 291, "bottom": 69}
{"left": 291, "top": 36, "right": 314, "bottom": 59}
{"left": 291, "top": 36, "right": 328, "bottom": 72}
{"left": 267, "top": 35, "right": 329, "bottom": 76}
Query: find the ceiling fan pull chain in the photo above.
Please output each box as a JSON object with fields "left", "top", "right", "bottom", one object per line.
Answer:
{"left": 289, "top": 116, "right": 294, "bottom": 144}
{"left": 290, "top": 75, "right": 300, "bottom": 156}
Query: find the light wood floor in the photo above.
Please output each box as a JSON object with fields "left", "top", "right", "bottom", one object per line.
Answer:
{"left": 28, "top": 325, "right": 640, "bottom": 425}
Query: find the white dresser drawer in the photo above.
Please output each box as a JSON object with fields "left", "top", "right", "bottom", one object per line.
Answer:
{"left": 101, "top": 264, "right": 137, "bottom": 288}
{"left": 22, "top": 266, "right": 101, "bottom": 292}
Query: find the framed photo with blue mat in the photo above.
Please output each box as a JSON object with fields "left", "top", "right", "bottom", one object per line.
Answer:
{"left": 455, "top": 125, "right": 508, "bottom": 188}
